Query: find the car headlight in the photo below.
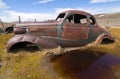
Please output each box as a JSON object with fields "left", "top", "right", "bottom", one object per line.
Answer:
{"left": 14, "top": 26, "right": 29, "bottom": 34}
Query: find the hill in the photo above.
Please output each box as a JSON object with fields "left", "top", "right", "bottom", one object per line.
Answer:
{"left": 94, "top": 12, "right": 120, "bottom": 27}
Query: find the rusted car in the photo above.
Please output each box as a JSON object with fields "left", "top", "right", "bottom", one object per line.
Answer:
{"left": 6, "top": 10, "right": 115, "bottom": 52}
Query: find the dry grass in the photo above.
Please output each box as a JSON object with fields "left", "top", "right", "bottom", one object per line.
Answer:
{"left": 1, "top": 52, "right": 53, "bottom": 79}
{"left": 0, "top": 23, "right": 10, "bottom": 28}
{"left": 0, "top": 28, "right": 120, "bottom": 79}
{"left": 0, "top": 34, "right": 13, "bottom": 59}
{"left": 85, "top": 28, "right": 120, "bottom": 56}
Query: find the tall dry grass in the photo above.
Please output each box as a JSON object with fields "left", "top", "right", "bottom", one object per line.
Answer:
{"left": 0, "top": 28, "right": 120, "bottom": 79}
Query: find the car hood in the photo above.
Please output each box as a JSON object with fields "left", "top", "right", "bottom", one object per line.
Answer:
{"left": 15, "top": 20, "right": 60, "bottom": 27}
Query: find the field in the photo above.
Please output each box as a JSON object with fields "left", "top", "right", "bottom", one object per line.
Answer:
{"left": 0, "top": 23, "right": 10, "bottom": 28}
{"left": 0, "top": 28, "right": 120, "bottom": 79}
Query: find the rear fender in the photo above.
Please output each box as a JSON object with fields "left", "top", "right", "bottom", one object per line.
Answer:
{"left": 95, "top": 33, "right": 115, "bottom": 44}
{"left": 7, "top": 34, "right": 58, "bottom": 52}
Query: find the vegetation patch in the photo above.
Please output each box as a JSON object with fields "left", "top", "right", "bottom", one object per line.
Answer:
{"left": 0, "top": 28, "right": 120, "bottom": 79}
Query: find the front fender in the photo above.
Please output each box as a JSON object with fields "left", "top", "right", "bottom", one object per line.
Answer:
{"left": 6, "top": 34, "right": 58, "bottom": 52}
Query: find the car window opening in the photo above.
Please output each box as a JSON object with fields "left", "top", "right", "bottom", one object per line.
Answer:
{"left": 66, "top": 14, "right": 88, "bottom": 24}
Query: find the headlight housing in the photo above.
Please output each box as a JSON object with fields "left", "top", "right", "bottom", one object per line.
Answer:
{"left": 14, "top": 26, "right": 29, "bottom": 34}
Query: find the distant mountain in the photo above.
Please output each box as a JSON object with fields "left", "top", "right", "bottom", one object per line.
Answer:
{"left": 94, "top": 12, "right": 120, "bottom": 27}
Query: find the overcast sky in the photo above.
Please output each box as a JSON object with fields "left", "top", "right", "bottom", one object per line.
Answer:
{"left": 0, "top": 0, "right": 120, "bottom": 22}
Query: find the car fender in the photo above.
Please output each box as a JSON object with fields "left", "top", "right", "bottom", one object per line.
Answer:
{"left": 6, "top": 34, "right": 58, "bottom": 52}
{"left": 94, "top": 33, "right": 115, "bottom": 44}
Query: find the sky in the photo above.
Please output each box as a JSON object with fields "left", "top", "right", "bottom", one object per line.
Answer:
{"left": 0, "top": 0, "right": 120, "bottom": 22}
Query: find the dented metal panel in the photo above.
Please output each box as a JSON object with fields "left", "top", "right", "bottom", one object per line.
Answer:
{"left": 7, "top": 34, "right": 58, "bottom": 52}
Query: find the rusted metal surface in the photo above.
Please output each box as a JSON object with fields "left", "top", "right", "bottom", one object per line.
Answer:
{"left": 6, "top": 10, "right": 115, "bottom": 52}
{"left": 60, "top": 10, "right": 91, "bottom": 16}
{"left": 7, "top": 34, "right": 58, "bottom": 52}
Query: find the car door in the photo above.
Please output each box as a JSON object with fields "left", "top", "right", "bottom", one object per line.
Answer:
{"left": 61, "top": 14, "right": 89, "bottom": 47}
{"left": 87, "top": 15, "right": 102, "bottom": 43}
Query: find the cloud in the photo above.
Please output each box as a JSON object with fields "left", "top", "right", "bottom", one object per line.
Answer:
{"left": 90, "top": 0, "right": 119, "bottom": 3}
{"left": 1, "top": 8, "right": 94, "bottom": 22}
{"left": 1, "top": 7, "right": 120, "bottom": 22}
{"left": 55, "top": 8, "right": 98, "bottom": 14}
{"left": 0, "top": 0, "right": 10, "bottom": 9}
{"left": 55, "top": 7, "right": 120, "bottom": 14}
{"left": 34, "top": 0, "right": 54, "bottom": 4}
{"left": 98, "top": 7, "right": 120, "bottom": 13}
{"left": 0, "top": 10, "right": 56, "bottom": 22}
{"left": 39, "top": 0, "right": 54, "bottom": 3}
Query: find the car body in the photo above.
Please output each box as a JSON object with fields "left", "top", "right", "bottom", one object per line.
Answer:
{"left": 6, "top": 10, "right": 115, "bottom": 52}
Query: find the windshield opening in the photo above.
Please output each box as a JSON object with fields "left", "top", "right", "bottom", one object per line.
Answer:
{"left": 56, "top": 13, "right": 65, "bottom": 22}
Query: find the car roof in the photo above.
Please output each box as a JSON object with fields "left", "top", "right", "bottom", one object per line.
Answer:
{"left": 60, "top": 10, "right": 91, "bottom": 15}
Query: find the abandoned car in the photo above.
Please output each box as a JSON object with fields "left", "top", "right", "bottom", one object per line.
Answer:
{"left": 6, "top": 10, "right": 115, "bottom": 52}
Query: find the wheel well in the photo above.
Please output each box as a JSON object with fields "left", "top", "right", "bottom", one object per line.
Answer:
{"left": 9, "top": 42, "right": 40, "bottom": 53}
{"left": 101, "top": 37, "right": 114, "bottom": 44}
{"left": 5, "top": 27, "right": 13, "bottom": 33}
